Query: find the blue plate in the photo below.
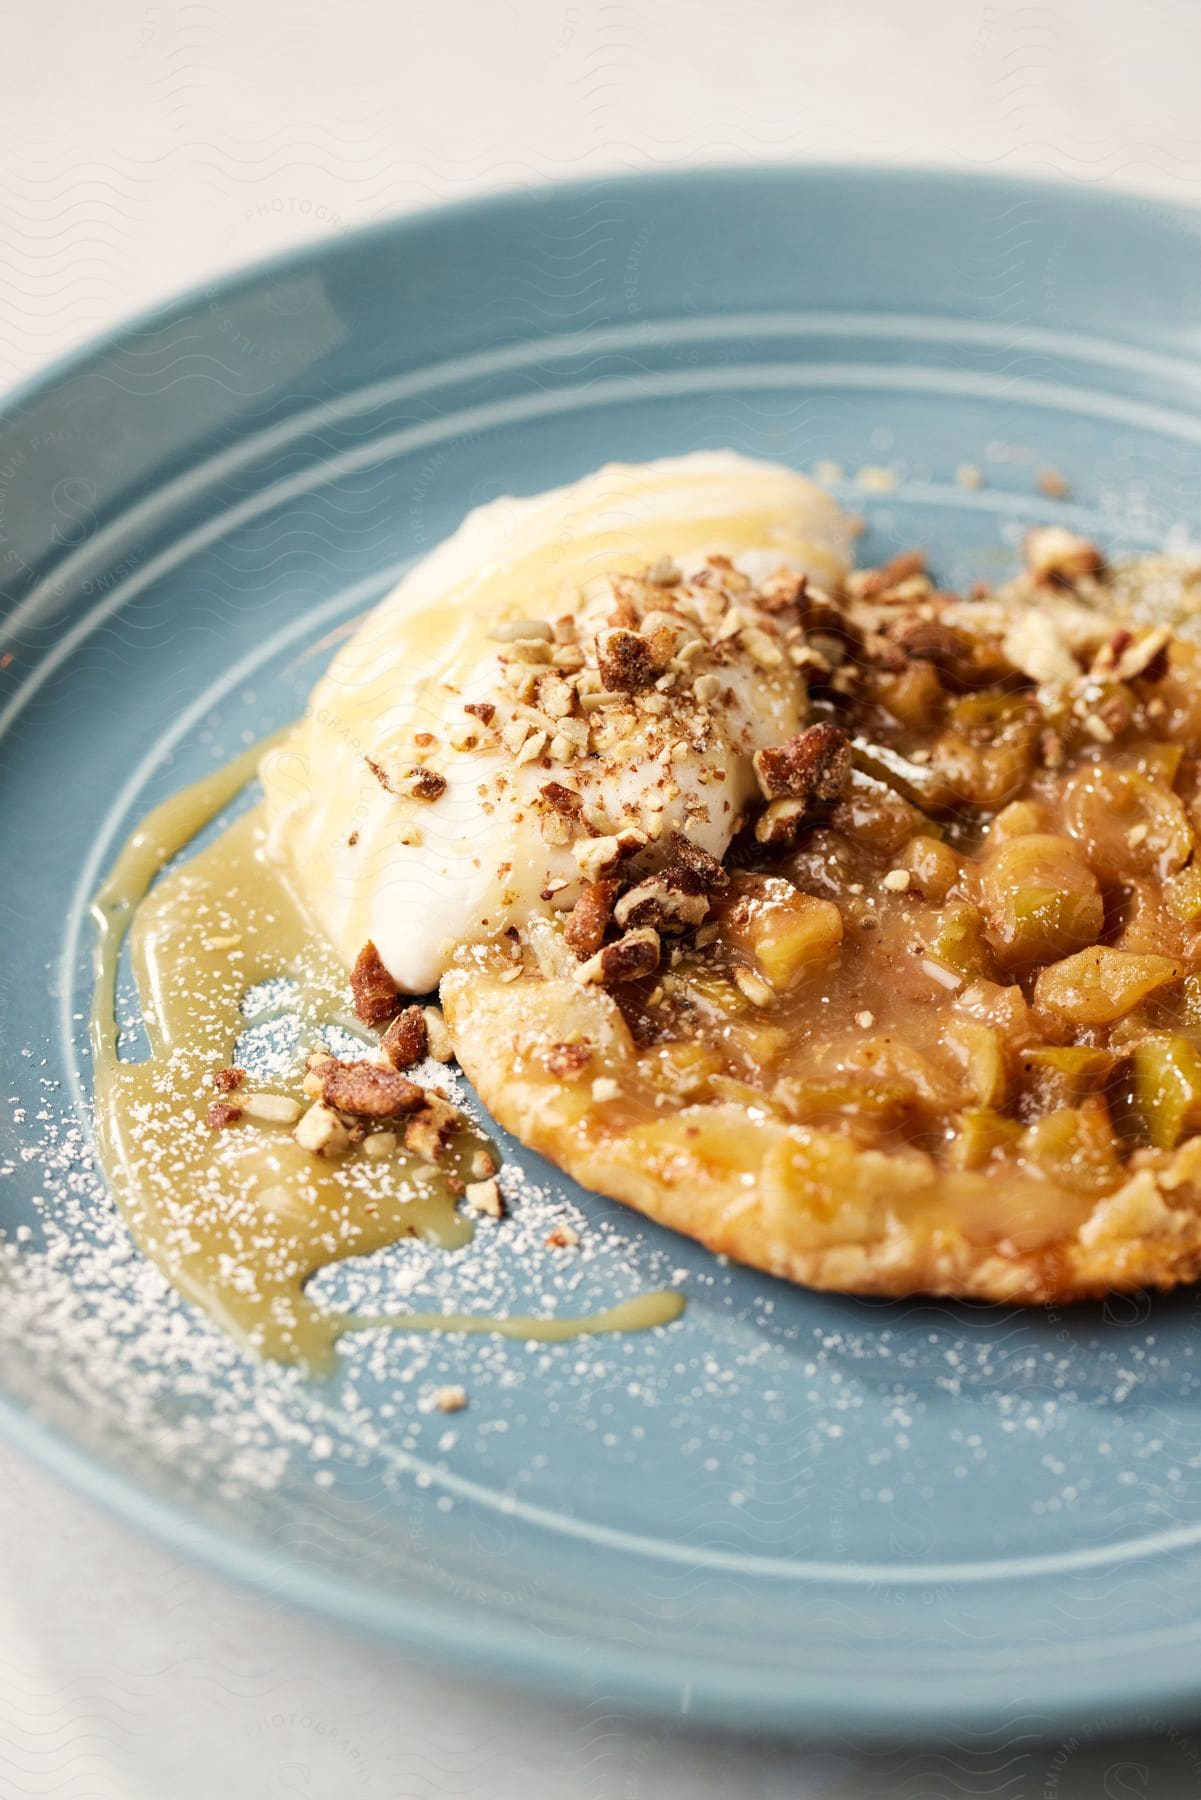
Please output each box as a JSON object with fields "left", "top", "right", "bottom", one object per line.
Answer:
{"left": 5, "top": 167, "right": 1201, "bottom": 1740}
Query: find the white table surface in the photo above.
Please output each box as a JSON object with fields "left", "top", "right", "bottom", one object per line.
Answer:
{"left": 4, "top": 2, "right": 1201, "bottom": 1793}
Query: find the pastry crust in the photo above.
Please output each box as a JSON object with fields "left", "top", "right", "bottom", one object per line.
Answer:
{"left": 442, "top": 958, "right": 1201, "bottom": 1305}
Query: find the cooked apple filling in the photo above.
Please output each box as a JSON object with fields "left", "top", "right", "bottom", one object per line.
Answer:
{"left": 442, "top": 525, "right": 1201, "bottom": 1301}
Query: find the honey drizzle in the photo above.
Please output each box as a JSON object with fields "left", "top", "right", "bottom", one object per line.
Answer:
{"left": 89, "top": 747, "right": 684, "bottom": 1371}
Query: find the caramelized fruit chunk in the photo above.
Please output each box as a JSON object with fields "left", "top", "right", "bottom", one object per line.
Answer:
{"left": 1033, "top": 948, "right": 1184, "bottom": 1027}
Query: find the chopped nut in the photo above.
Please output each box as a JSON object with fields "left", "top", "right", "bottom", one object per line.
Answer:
{"left": 732, "top": 966, "right": 775, "bottom": 1007}
{"left": 882, "top": 868, "right": 911, "bottom": 892}
{"left": 647, "top": 554, "right": 681, "bottom": 586}
{"left": 753, "top": 722, "right": 851, "bottom": 804}
{"left": 692, "top": 672, "right": 722, "bottom": 703}
{"left": 535, "top": 673, "right": 575, "bottom": 719}
{"left": 363, "top": 1130, "right": 399, "bottom": 1159}
{"left": 509, "top": 641, "right": 553, "bottom": 670}
{"left": 211, "top": 1065, "right": 245, "bottom": 1093}
{"left": 546, "top": 1040, "right": 594, "bottom": 1077}
{"left": 464, "top": 700, "right": 495, "bottom": 724}
{"left": 501, "top": 718, "right": 531, "bottom": 756}
{"left": 590, "top": 1076, "right": 620, "bottom": 1102}
{"left": 563, "top": 879, "right": 620, "bottom": 958}
{"left": 574, "top": 926, "right": 661, "bottom": 987}
{"left": 513, "top": 729, "right": 548, "bottom": 766}
{"left": 545, "top": 1224, "right": 580, "bottom": 1249}
{"left": 404, "top": 1093, "right": 462, "bottom": 1162}
{"left": 856, "top": 1010, "right": 875, "bottom": 1029}
{"left": 1024, "top": 524, "right": 1104, "bottom": 587}
{"left": 302, "top": 1049, "right": 335, "bottom": 1097}
{"left": 668, "top": 833, "right": 728, "bottom": 890}
{"left": 206, "top": 1100, "right": 242, "bottom": 1130}
{"left": 464, "top": 1176, "right": 504, "bottom": 1218}
{"left": 893, "top": 619, "right": 1003, "bottom": 689}
{"left": 741, "top": 626, "right": 784, "bottom": 669}
{"left": 321, "top": 1060, "right": 426, "bottom": 1118}
{"left": 573, "top": 827, "right": 647, "bottom": 881}
{"left": 758, "top": 567, "right": 808, "bottom": 610}
{"left": 539, "top": 780, "right": 584, "bottom": 817}
{"left": 294, "top": 1102, "right": 352, "bottom": 1157}
{"left": 380, "top": 1005, "right": 429, "bottom": 1070}
{"left": 1002, "top": 613, "right": 1080, "bottom": 686}
{"left": 753, "top": 797, "right": 808, "bottom": 848}
{"left": 240, "top": 1092, "right": 303, "bottom": 1125}
{"left": 1036, "top": 466, "right": 1071, "bottom": 499}
{"left": 351, "top": 941, "right": 400, "bottom": 1027}
{"left": 433, "top": 1384, "right": 469, "bottom": 1412}
{"left": 364, "top": 759, "right": 446, "bottom": 801}
{"left": 596, "top": 627, "right": 656, "bottom": 692}
{"left": 488, "top": 618, "right": 553, "bottom": 643}
{"left": 613, "top": 868, "right": 709, "bottom": 934}
{"left": 422, "top": 1005, "right": 453, "bottom": 1061}
{"left": 1115, "top": 626, "right": 1171, "bottom": 683}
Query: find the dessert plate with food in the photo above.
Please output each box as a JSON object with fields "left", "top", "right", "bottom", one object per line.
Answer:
{"left": 6, "top": 168, "right": 1201, "bottom": 1737}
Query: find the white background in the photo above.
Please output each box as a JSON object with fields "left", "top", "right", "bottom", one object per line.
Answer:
{"left": 4, "top": 1, "right": 1201, "bottom": 1793}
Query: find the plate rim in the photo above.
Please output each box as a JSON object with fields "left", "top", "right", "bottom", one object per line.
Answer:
{"left": 7, "top": 161, "right": 1201, "bottom": 1741}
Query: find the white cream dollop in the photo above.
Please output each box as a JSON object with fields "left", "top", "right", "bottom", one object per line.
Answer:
{"left": 260, "top": 452, "right": 853, "bottom": 993}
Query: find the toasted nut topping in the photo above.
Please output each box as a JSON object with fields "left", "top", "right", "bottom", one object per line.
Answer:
{"left": 294, "top": 1101, "right": 351, "bottom": 1157}
{"left": 422, "top": 1005, "right": 453, "bottom": 1062}
{"left": 402, "top": 766, "right": 447, "bottom": 801}
{"left": 574, "top": 926, "right": 661, "bottom": 987}
{"left": 363, "top": 1130, "right": 399, "bottom": 1159}
{"left": 732, "top": 967, "right": 775, "bottom": 1007}
{"left": 539, "top": 780, "right": 584, "bottom": 816}
{"left": 380, "top": 1005, "right": 429, "bottom": 1070}
{"left": 753, "top": 797, "right": 808, "bottom": 848}
{"left": 351, "top": 940, "right": 400, "bottom": 1027}
{"left": 206, "top": 1100, "right": 242, "bottom": 1130}
{"left": 1116, "top": 626, "right": 1171, "bottom": 683}
{"left": 363, "top": 756, "right": 400, "bottom": 793}
{"left": 470, "top": 1149, "right": 496, "bottom": 1178}
{"left": 546, "top": 1040, "right": 593, "bottom": 1077}
{"left": 757, "top": 567, "right": 808, "bottom": 610}
{"left": 1024, "top": 524, "right": 1104, "bottom": 586}
{"left": 545, "top": 1224, "right": 580, "bottom": 1249}
{"left": 464, "top": 700, "right": 495, "bottom": 723}
{"left": 563, "top": 879, "right": 619, "bottom": 958}
{"left": 1002, "top": 613, "right": 1080, "bottom": 686}
{"left": 488, "top": 618, "right": 552, "bottom": 642}
{"left": 573, "top": 827, "right": 647, "bottom": 880}
{"left": 434, "top": 1384, "right": 469, "bottom": 1412}
{"left": 404, "top": 1093, "right": 461, "bottom": 1162}
{"left": 753, "top": 722, "right": 852, "bottom": 804}
{"left": 882, "top": 868, "right": 912, "bottom": 892}
{"left": 1036, "top": 466, "right": 1071, "bottom": 499}
{"left": 647, "top": 554, "right": 681, "bottom": 586}
{"left": 590, "top": 1076, "right": 620, "bottom": 1102}
{"left": 596, "top": 627, "right": 656, "bottom": 692}
{"left": 210, "top": 1065, "right": 246, "bottom": 1093}
{"left": 240, "top": 1092, "right": 303, "bottom": 1125}
{"left": 668, "top": 833, "right": 728, "bottom": 890}
{"left": 613, "top": 869, "right": 709, "bottom": 934}
{"left": 464, "top": 1176, "right": 504, "bottom": 1217}
{"left": 321, "top": 1059, "right": 426, "bottom": 1119}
